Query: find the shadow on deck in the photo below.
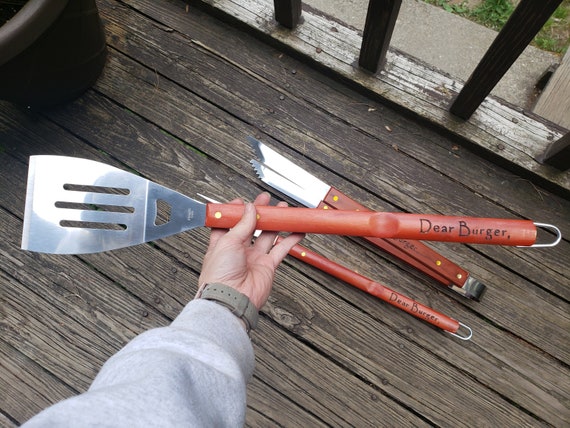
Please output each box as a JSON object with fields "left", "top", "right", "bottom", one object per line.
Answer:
{"left": 1, "top": 0, "right": 569, "bottom": 426}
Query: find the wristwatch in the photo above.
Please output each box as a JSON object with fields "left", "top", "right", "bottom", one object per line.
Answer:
{"left": 196, "top": 283, "right": 259, "bottom": 333}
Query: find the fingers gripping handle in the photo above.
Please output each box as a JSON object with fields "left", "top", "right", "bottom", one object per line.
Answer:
{"left": 205, "top": 204, "right": 543, "bottom": 246}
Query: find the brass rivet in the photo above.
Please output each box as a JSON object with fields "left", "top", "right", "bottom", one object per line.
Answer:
{"left": 323, "top": 205, "right": 329, "bottom": 210}
{"left": 301, "top": 251, "right": 306, "bottom": 257}
{"left": 256, "top": 214, "right": 260, "bottom": 220}
{"left": 333, "top": 195, "right": 339, "bottom": 202}
{"left": 215, "top": 211, "right": 222, "bottom": 219}
{"left": 456, "top": 274, "right": 463, "bottom": 279}
{"left": 436, "top": 260, "right": 442, "bottom": 266}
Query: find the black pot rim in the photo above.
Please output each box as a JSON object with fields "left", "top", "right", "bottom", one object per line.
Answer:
{"left": 0, "top": 0, "right": 68, "bottom": 67}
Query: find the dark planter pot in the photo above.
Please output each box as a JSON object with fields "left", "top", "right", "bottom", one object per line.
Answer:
{"left": 0, "top": 0, "right": 107, "bottom": 109}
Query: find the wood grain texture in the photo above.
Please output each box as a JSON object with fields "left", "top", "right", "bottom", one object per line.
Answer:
{"left": 1, "top": 0, "right": 568, "bottom": 426}
{"left": 534, "top": 51, "right": 570, "bottom": 129}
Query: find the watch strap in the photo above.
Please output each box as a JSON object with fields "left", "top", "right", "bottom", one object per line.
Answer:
{"left": 198, "top": 283, "right": 259, "bottom": 332}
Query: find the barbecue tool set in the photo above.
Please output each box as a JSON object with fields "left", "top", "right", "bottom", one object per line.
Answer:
{"left": 21, "top": 141, "right": 562, "bottom": 340}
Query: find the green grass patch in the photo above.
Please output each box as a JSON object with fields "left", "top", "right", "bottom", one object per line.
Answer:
{"left": 423, "top": 0, "right": 570, "bottom": 54}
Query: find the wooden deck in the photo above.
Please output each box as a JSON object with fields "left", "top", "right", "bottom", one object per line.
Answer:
{"left": 1, "top": 0, "right": 569, "bottom": 426}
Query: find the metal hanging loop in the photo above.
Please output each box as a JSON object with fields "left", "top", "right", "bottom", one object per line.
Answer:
{"left": 447, "top": 322, "right": 473, "bottom": 341}
{"left": 528, "top": 223, "right": 562, "bottom": 248}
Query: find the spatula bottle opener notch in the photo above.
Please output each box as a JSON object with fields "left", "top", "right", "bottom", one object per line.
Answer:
{"left": 21, "top": 156, "right": 561, "bottom": 254}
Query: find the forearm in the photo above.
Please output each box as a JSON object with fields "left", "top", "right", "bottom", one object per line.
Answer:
{"left": 23, "top": 300, "right": 255, "bottom": 427}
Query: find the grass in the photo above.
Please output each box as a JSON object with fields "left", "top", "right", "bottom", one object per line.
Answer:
{"left": 424, "top": 0, "right": 570, "bottom": 55}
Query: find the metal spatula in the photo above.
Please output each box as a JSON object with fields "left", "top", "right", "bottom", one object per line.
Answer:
{"left": 22, "top": 155, "right": 211, "bottom": 254}
{"left": 21, "top": 156, "right": 560, "bottom": 254}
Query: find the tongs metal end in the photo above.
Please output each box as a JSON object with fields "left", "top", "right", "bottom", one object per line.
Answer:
{"left": 451, "top": 276, "right": 487, "bottom": 301}
{"left": 447, "top": 322, "right": 473, "bottom": 341}
{"left": 524, "top": 223, "right": 562, "bottom": 248}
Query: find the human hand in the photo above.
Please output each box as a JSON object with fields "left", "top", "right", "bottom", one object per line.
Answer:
{"left": 198, "top": 192, "right": 305, "bottom": 309}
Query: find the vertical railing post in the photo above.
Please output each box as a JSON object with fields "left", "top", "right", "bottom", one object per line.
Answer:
{"left": 358, "top": 0, "right": 402, "bottom": 73}
{"left": 273, "top": 0, "right": 302, "bottom": 29}
{"left": 450, "top": 0, "right": 562, "bottom": 119}
{"left": 536, "top": 132, "right": 569, "bottom": 171}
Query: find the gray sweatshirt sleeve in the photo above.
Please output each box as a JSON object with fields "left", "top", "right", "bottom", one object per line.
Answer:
{"left": 22, "top": 299, "right": 255, "bottom": 427}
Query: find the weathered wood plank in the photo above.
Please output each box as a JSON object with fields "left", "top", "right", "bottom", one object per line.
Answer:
{"left": 534, "top": 50, "right": 570, "bottom": 130}
{"left": 252, "top": 320, "right": 433, "bottom": 426}
{"left": 1, "top": 1, "right": 569, "bottom": 426}
{"left": 0, "top": 412, "right": 18, "bottom": 428}
{"left": 32, "top": 51, "right": 570, "bottom": 426}
{"left": 536, "top": 131, "right": 569, "bottom": 170}
{"left": 0, "top": 340, "right": 78, "bottom": 424}
{"left": 265, "top": 267, "right": 554, "bottom": 426}
{"left": 187, "top": 0, "right": 569, "bottom": 194}
{"left": 246, "top": 375, "right": 331, "bottom": 427}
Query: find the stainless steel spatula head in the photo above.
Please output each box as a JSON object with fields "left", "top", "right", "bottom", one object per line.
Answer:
{"left": 22, "top": 156, "right": 207, "bottom": 254}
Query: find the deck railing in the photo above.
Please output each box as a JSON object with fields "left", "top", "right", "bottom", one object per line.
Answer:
{"left": 273, "top": 0, "right": 568, "bottom": 170}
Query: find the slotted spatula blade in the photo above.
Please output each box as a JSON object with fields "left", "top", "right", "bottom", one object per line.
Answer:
{"left": 22, "top": 155, "right": 206, "bottom": 254}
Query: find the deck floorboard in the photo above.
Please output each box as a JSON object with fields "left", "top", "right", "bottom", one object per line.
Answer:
{"left": 1, "top": 1, "right": 569, "bottom": 426}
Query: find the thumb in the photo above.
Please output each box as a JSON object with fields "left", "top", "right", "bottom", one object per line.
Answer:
{"left": 225, "top": 202, "right": 257, "bottom": 243}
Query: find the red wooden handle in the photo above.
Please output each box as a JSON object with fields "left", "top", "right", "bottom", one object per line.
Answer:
{"left": 205, "top": 203, "right": 396, "bottom": 235}
{"left": 204, "top": 204, "right": 537, "bottom": 246}
{"left": 392, "top": 214, "right": 536, "bottom": 246}
{"left": 321, "top": 188, "right": 470, "bottom": 288}
{"left": 280, "top": 238, "right": 460, "bottom": 333}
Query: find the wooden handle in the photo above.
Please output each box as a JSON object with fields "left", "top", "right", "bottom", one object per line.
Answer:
{"left": 389, "top": 214, "right": 536, "bottom": 246}
{"left": 205, "top": 204, "right": 537, "bottom": 246}
{"left": 205, "top": 203, "right": 396, "bottom": 235}
{"left": 280, "top": 238, "right": 460, "bottom": 333}
{"left": 321, "top": 188, "right": 470, "bottom": 288}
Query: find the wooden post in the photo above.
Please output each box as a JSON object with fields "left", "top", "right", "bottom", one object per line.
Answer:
{"left": 536, "top": 132, "right": 570, "bottom": 171}
{"left": 358, "top": 0, "right": 402, "bottom": 73}
{"left": 533, "top": 50, "right": 570, "bottom": 129}
{"left": 450, "top": 0, "right": 562, "bottom": 119}
{"left": 273, "top": 0, "right": 302, "bottom": 29}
